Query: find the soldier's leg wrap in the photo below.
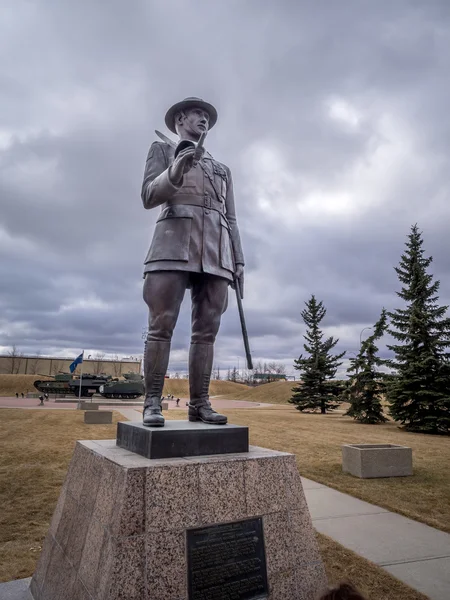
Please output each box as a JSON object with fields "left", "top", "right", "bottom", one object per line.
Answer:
{"left": 142, "top": 271, "right": 187, "bottom": 426}
{"left": 142, "top": 340, "right": 170, "bottom": 426}
{"left": 188, "top": 274, "right": 229, "bottom": 425}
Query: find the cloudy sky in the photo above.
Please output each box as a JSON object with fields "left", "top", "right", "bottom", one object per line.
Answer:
{"left": 2, "top": 0, "right": 450, "bottom": 377}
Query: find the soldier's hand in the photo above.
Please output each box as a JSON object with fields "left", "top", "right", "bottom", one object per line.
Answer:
{"left": 169, "top": 147, "right": 196, "bottom": 186}
{"left": 192, "top": 144, "right": 205, "bottom": 166}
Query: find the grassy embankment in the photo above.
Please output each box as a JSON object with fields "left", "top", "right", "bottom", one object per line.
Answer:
{"left": 0, "top": 374, "right": 53, "bottom": 397}
{"left": 214, "top": 379, "right": 297, "bottom": 404}
{"left": 0, "top": 374, "right": 251, "bottom": 400}
{"left": 162, "top": 378, "right": 249, "bottom": 399}
{"left": 0, "top": 373, "right": 293, "bottom": 403}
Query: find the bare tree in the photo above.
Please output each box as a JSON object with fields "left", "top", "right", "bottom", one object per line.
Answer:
{"left": 252, "top": 361, "right": 263, "bottom": 377}
{"left": 6, "top": 345, "right": 24, "bottom": 374}
{"left": 229, "top": 367, "right": 238, "bottom": 382}
{"left": 51, "top": 360, "right": 64, "bottom": 375}
{"left": 266, "top": 362, "right": 287, "bottom": 382}
{"left": 252, "top": 360, "right": 286, "bottom": 383}
{"left": 28, "top": 351, "right": 41, "bottom": 375}
{"left": 254, "top": 361, "right": 269, "bottom": 375}
{"left": 92, "top": 352, "right": 105, "bottom": 375}
{"left": 111, "top": 354, "right": 122, "bottom": 377}
{"left": 267, "top": 361, "right": 286, "bottom": 374}
{"left": 236, "top": 368, "right": 251, "bottom": 384}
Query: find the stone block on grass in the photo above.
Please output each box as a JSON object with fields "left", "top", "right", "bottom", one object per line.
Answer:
{"left": 84, "top": 410, "right": 112, "bottom": 424}
{"left": 342, "top": 443, "right": 413, "bottom": 478}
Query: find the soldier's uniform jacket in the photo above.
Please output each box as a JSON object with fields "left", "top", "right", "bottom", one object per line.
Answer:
{"left": 141, "top": 141, "right": 244, "bottom": 282}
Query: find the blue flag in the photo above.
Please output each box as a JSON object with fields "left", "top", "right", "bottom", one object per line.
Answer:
{"left": 69, "top": 352, "right": 84, "bottom": 373}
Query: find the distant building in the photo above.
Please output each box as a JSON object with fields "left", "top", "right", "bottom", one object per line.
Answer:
{"left": 253, "top": 373, "right": 287, "bottom": 383}
{"left": 0, "top": 354, "right": 141, "bottom": 377}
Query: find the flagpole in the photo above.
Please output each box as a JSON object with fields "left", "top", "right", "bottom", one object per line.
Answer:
{"left": 77, "top": 351, "right": 84, "bottom": 410}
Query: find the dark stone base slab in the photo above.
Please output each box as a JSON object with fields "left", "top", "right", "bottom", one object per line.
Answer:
{"left": 116, "top": 420, "right": 249, "bottom": 459}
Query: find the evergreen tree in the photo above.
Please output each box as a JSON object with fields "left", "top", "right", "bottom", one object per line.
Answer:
{"left": 345, "top": 309, "right": 388, "bottom": 424}
{"left": 387, "top": 225, "right": 450, "bottom": 434}
{"left": 290, "top": 295, "right": 345, "bottom": 413}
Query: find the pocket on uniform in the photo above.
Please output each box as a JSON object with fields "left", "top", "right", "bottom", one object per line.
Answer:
{"left": 220, "top": 215, "right": 234, "bottom": 272}
{"left": 181, "top": 166, "right": 198, "bottom": 189}
{"left": 145, "top": 206, "right": 193, "bottom": 263}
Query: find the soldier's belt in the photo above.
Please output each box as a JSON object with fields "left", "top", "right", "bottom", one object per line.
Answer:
{"left": 167, "top": 195, "right": 223, "bottom": 212}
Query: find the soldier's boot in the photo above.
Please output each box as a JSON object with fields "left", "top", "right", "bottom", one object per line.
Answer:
{"left": 188, "top": 343, "right": 227, "bottom": 425}
{"left": 143, "top": 340, "right": 170, "bottom": 427}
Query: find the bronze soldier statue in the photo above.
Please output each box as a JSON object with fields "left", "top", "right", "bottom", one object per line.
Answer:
{"left": 141, "top": 97, "right": 245, "bottom": 427}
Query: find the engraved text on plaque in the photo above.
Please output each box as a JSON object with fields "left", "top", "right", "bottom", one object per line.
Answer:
{"left": 187, "top": 518, "right": 268, "bottom": 600}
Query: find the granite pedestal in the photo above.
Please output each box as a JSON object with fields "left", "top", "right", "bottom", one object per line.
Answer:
{"left": 342, "top": 443, "right": 413, "bottom": 478}
{"left": 29, "top": 439, "right": 327, "bottom": 600}
{"left": 117, "top": 420, "right": 249, "bottom": 459}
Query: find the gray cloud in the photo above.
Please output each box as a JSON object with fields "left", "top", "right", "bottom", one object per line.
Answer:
{"left": 2, "top": 0, "right": 450, "bottom": 377}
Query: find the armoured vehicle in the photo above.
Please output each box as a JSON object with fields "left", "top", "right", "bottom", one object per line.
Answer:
{"left": 98, "top": 372, "right": 144, "bottom": 399}
{"left": 34, "top": 373, "right": 112, "bottom": 398}
{"left": 33, "top": 373, "right": 73, "bottom": 395}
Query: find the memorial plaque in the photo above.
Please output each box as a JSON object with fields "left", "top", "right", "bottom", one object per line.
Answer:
{"left": 187, "top": 518, "right": 268, "bottom": 600}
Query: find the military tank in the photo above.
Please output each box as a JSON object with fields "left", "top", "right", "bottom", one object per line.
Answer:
{"left": 98, "top": 372, "right": 144, "bottom": 400}
{"left": 34, "top": 373, "right": 112, "bottom": 398}
{"left": 33, "top": 373, "right": 73, "bottom": 395}
{"left": 69, "top": 374, "right": 112, "bottom": 397}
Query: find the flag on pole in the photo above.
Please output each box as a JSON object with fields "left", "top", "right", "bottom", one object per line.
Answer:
{"left": 69, "top": 352, "right": 84, "bottom": 374}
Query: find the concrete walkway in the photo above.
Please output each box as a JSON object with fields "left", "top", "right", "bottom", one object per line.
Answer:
{"left": 113, "top": 407, "right": 142, "bottom": 420}
{"left": 0, "top": 396, "right": 274, "bottom": 411}
{"left": 0, "top": 577, "right": 32, "bottom": 599}
{"left": 302, "top": 477, "right": 450, "bottom": 600}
